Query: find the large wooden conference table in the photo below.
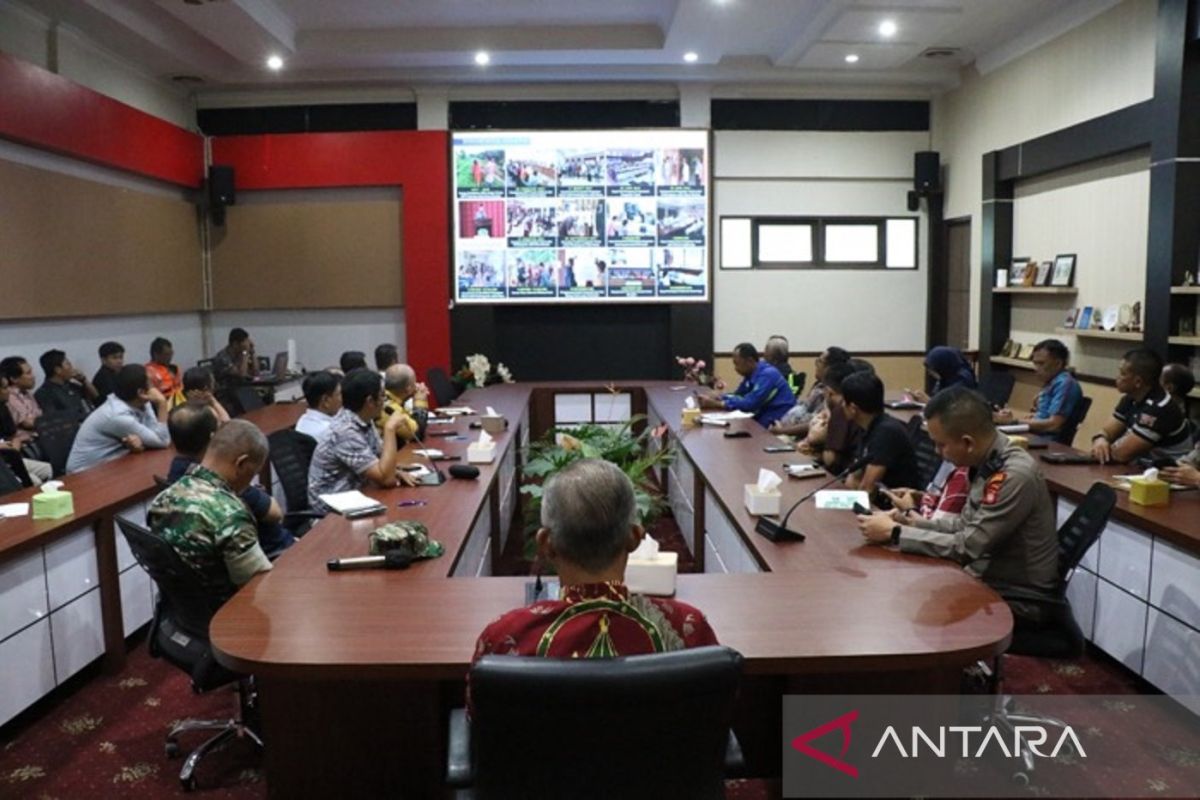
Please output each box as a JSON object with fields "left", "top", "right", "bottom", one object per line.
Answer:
{"left": 210, "top": 383, "right": 1014, "bottom": 797}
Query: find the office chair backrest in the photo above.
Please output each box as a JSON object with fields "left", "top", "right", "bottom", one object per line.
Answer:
{"left": 793, "top": 370, "right": 807, "bottom": 398}
{"left": 115, "top": 517, "right": 236, "bottom": 691}
{"left": 35, "top": 411, "right": 81, "bottom": 477}
{"left": 906, "top": 415, "right": 942, "bottom": 489}
{"left": 1056, "top": 482, "right": 1116, "bottom": 586}
{"left": 978, "top": 370, "right": 1016, "bottom": 408}
{"left": 0, "top": 457, "right": 24, "bottom": 496}
{"left": 1056, "top": 395, "right": 1093, "bottom": 447}
{"left": 234, "top": 387, "right": 265, "bottom": 416}
{"left": 426, "top": 366, "right": 458, "bottom": 407}
{"left": 268, "top": 429, "right": 318, "bottom": 513}
{"left": 469, "top": 646, "right": 743, "bottom": 800}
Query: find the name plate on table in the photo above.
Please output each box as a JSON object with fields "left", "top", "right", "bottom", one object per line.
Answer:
{"left": 814, "top": 490, "right": 870, "bottom": 510}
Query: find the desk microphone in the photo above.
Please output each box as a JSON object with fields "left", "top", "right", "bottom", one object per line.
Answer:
{"left": 755, "top": 456, "right": 869, "bottom": 543}
{"left": 407, "top": 416, "right": 446, "bottom": 486}
{"left": 327, "top": 551, "right": 413, "bottom": 571}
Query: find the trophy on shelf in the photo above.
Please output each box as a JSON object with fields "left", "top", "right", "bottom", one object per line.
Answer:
{"left": 1184, "top": 270, "right": 1196, "bottom": 287}
{"left": 1117, "top": 304, "right": 1133, "bottom": 332}
{"left": 1130, "top": 301, "right": 1142, "bottom": 333}
{"left": 1000, "top": 339, "right": 1016, "bottom": 358}
{"left": 1182, "top": 317, "right": 1197, "bottom": 337}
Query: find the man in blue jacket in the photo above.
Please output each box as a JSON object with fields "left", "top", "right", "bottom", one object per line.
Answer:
{"left": 700, "top": 343, "right": 795, "bottom": 427}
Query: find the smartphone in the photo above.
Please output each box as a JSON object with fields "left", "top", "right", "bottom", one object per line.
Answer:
{"left": 763, "top": 445, "right": 794, "bottom": 453}
{"left": 723, "top": 430, "right": 751, "bottom": 439}
{"left": 852, "top": 502, "right": 872, "bottom": 515}
{"left": 870, "top": 489, "right": 895, "bottom": 511}
{"left": 1152, "top": 457, "right": 1180, "bottom": 469}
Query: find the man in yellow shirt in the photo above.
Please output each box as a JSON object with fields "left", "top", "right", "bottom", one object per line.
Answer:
{"left": 376, "top": 363, "right": 429, "bottom": 443}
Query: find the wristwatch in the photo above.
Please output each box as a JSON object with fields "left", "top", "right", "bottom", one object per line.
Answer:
{"left": 890, "top": 525, "right": 902, "bottom": 546}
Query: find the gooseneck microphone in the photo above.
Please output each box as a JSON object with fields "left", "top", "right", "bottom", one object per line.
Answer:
{"left": 755, "top": 456, "right": 869, "bottom": 543}
{"left": 406, "top": 412, "right": 446, "bottom": 486}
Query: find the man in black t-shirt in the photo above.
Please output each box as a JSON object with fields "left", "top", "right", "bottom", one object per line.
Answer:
{"left": 92, "top": 341, "right": 125, "bottom": 404}
{"left": 836, "top": 370, "right": 921, "bottom": 493}
{"left": 1091, "top": 348, "right": 1193, "bottom": 464}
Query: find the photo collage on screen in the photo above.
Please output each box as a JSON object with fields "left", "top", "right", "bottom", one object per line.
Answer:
{"left": 454, "top": 133, "right": 708, "bottom": 302}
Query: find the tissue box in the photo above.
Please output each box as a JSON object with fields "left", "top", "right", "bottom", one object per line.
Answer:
{"left": 681, "top": 407, "right": 700, "bottom": 427}
{"left": 467, "top": 441, "right": 497, "bottom": 464}
{"left": 744, "top": 484, "right": 782, "bottom": 516}
{"left": 1129, "top": 476, "right": 1169, "bottom": 507}
{"left": 626, "top": 551, "right": 678, "bottom": 596}
{"left": 32, "top": 489, "right": 74, "bottom": 520}
{"left": 480, "top": 415, "right": 506, "bottom": 434}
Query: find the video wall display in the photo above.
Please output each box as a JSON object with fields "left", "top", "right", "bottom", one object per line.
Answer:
{"left": 453, "top": 130, "right": 709, "bottom": 304}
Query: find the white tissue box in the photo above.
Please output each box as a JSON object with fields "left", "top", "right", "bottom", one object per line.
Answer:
{"left": 743, "top": 484, "right": 782, "bottom": 516}
{"left": 467, "top": 441, "right": 496, "bottom": 464}
{"left": 480, "top": 415, "right": 506, "bottom": 434}
{"left": 626, "top": 551, "right": 678, "bottom": 596}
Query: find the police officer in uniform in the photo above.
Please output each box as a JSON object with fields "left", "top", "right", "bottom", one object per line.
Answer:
{"left": 857, "top": 387, "right": 1059, "bottom": 627}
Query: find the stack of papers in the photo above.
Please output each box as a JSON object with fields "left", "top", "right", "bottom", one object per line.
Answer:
{"left": 0, "top": 503, "right": 30, "bottom": 519}
{"left": 317, "top": 491, "right": 385, "bottom": 515}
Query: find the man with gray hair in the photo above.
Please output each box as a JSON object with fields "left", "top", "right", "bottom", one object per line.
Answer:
{"left": 148, "top": 419, "right": 273, "bottom": 601}
{"left": 471, "top": 458, "right": 717, "bottom": 665}
{"left": 376, "top": 363, "right": 429, "bottom": 443}
{"left": 764, "top": 334, "right": 800, "bottom": 396}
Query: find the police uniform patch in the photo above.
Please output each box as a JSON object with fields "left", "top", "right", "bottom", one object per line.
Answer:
{"left": 983, "top": 472, "right": 1007, "bottom": 505}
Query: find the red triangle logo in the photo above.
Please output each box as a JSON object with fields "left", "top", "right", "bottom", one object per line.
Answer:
{"left": 790, "top": 709, "right": 859, "bottom": 778}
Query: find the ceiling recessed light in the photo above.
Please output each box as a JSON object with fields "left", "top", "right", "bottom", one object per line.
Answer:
{"left": 844, "top": 53, "right": 860, "bottom": 64}
{"left": 879, "top": 20, "right": 897, "bottom": 37}
{"left": 474, "top": 51, "right": 490, "bottom": 66}
{"left": 683, "top": 51, "right": 699, "bottom": 63}
{"left": 266, "top": 54, "right": 283, "bottom": 71}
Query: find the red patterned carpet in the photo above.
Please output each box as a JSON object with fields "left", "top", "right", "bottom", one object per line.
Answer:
{"left": 2, "top": 516, "right": 1195, "bottom": 799}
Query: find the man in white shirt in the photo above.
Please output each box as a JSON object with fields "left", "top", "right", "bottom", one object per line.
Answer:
{"left": 66, "top": 364, "right": 170, "bottom": 473}
{"left": 295, "top": 371, "right": 342, "bottom": 444}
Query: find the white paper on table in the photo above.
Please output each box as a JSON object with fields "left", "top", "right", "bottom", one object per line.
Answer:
{"left": 412, "top": 449, "right": 444, "bottom": 458}
{"left": 439, "top": 407, "right": 475, "bottom": 416}
{"left": 784, "top": 462, "right": 823, "bottom": 477}
{"left": 700, "top": 410, "right": 753, "bottom": 421}
{"left": 814, "top": 490, "right": 870, "bottom": 510}
{"left": 317, "top": 491, "right": 383, "bottom": 514}
{"left": 427, "top": 417, "right": 455, "bottom": 425}
{"left": 998, "top": 424, "right": 1031, "bottom": 434}
{"left": 0, "top": 503, "right": 30, "bottom": 518}
{"left": 756, "top": 468, "right": 782, "bottom": 493}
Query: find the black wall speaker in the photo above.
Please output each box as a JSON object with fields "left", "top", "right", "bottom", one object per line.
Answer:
{"left": 914, "top": 151, "right": 940, "bottom": 193}
{"left": 209, "top": 165, "right": 236, "bottom": 207}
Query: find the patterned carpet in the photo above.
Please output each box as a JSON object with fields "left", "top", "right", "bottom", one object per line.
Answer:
{"left": 2, "top": 516, "right": 1195, "bottom": 798}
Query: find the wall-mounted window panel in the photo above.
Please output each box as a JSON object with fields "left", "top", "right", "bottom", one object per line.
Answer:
{"left": 720, "top": 217, "right": 753, "bottom": 269}
{"left": 823, "top": 224, "right": 879, "bottom": 263}
{"left": 717, "top": 215, "right": 918, "bottom": 271}
{"left": 757, "top": 223, "right": 814, "bottom": 264}
{"left": 885, "top": 219, "right": 917, "bottom": 268}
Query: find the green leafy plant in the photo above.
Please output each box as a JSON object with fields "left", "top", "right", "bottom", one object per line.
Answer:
{"left": 520, "top": 415, "right": 675, "bottom": 563}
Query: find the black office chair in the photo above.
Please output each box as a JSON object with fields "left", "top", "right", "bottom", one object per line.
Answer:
{"left": 792, "top": 370, "right": 807, "bottom": 398}
{"left": 0, "top": 456, "right": 25, "bottom": 495}
{"left": 447, "top": 646, "right": 744, "bottom": 799}
{"left": 31, "top": 411, "right": 80, "bottom": 477}
{"left": 267, "top": 429, "right": 322, "bottom": 533}
{"left": 906, "top": 415, "right": 942, "bottom": 489}
{"left": 234, "top": 386, "right": 266, "bottom": 416}
{"left": 426, "top": 366, "right": 459, "bottom": 407}
{"left": 987, "top": 482, "right": 1116, "bottom": 781}
{"left": 115, "top": 517, "right": 263, "bottom": 792}
{"left": 1054, "top": 395, "right": 1093, "bottom": 447}
{"left": 978, "top": 370, "right": 1016, "bottom": 408}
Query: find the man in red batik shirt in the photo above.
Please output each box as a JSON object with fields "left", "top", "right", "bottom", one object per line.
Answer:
{"left": 471, "top": 459, "right": 716, "bottom": 679}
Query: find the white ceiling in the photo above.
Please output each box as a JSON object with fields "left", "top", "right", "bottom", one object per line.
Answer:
{"left": 19, "top": 0, "right": 1122, "bottom": 97}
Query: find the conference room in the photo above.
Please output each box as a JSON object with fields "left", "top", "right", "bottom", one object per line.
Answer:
{"left": 1, "top": 1, "right": 1199, "bottom": 798}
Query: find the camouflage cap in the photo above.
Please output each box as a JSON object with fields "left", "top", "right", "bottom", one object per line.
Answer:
{"left": 368, "top": 521, "right": 444, "bottom": 559}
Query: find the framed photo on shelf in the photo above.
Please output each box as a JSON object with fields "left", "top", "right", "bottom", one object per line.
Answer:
{"left": 1009, "top": 258, "right": 1031, "bottom": 286}
{"left": 1063, "top": 308, "right": 1078, "bottom": 329}
{"left": 1077, "top": 306, "right": 1094, "bottom": 330}
{"left": 1050, "top": 253, "right": 1076, "bottom": 287}
{"left": 1035, "top": 261, "right": 1052, "bottom": 286}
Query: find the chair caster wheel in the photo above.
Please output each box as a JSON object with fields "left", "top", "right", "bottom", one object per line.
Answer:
{"left": 181, "top": 775, "right": 197, "bottom": 792}
{"left": 1011, "top": 771, "right": 1029, "bottom": 786}
{"left": 165, "top": 741, "right": 181, "bottom": 758}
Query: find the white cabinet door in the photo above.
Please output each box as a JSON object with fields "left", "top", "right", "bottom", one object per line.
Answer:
{"left": 1064, "top": 569, "right": 1097, "bottom": 642}
{"left": 50, "top": 588, "right": 106, "bottom": 683}
{"left": 1149, "top": 539, "right": 1200, "bottom": 631}
{"left": 0, "top": 618, "right": 55, "bottom": 726}
{"left": 44, "top": 526, "right": 100, "bottom": 611}
{"left": 704, "top": 493, "right": 760, "bottom": 574}
{"left": 1143, "top": 610, "right": 1200, "bottom": 717}
{"left": 1093, "top": 580, "right": 1147, "bottom": 674}
{"left": 120, "top": 565, "right": 154, "bottom": 637}
{"left": 1096, "top": 520, "right": 1152, "bottom": 601}
{"left": 0, "top": 548, "right": 48, "bottom": 642}
{"left": 113, "top": 500, "right": 150, "bottom": 572}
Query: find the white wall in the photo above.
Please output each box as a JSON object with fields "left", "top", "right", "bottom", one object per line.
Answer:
{"left": 713, "top": 130, "right": 931, "bottom": 352}
{"left": 930, "top": 0, "right": 1157, "bottom": 350}
{"left": 0, "top": 0, "right": 194, "bottom": 129}
{"left": 1010, "top": 150, "right": 1149, "bottom": 378}
{"left": 204, "top": 309, "right": 407, "bottom": 374}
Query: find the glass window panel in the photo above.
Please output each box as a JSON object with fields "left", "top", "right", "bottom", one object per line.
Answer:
{"left": 886, "top": 219, "right": 917, "bottom": 268}
{"left": 824, "top": 224, "right": 878, "bottom": 263}
{"left": 757, "top": 224, "right": 813, "bottom": 263}
{"left": 720, "top": 218, "right": 752, "bottom": 269}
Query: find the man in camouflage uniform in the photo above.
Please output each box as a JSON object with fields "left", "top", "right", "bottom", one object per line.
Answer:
{"left": 148, "top": 419, "right": 273, "bottom": 602}
{"left": 857, "top": 386, "right": 1059, "bottom": 626}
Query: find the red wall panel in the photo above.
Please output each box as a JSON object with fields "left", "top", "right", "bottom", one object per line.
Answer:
{"left": 211, "top": 132, "right": 451, "bottom": 379}
{"left": 0, "top": 52, "right": 204, "bottom": 187}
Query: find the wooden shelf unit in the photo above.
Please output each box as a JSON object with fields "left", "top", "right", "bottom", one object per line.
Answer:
{"left": 993, "top": 286, "right": 1078, "bottom": 295}
{"left": 989, "top": 356, "right": 1035, "bottom": 370}
{"left": 1054, "top": 328, "right": 1143, "bottom": 341}
{"left": 1168, "top": 336, "right": 1200, "bottom": 346}
{"left": 1170, "top": 286, "right": 1200, "bottom": 295}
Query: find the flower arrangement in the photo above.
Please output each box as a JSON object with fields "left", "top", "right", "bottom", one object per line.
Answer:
{"left": 675, "top": 355, "right": 725, "bottom": 390}
{"left": 453, "top": 353, "right": 515, "bottom": 390}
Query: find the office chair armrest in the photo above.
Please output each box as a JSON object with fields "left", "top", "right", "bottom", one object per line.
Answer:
{"left": 445, "top": 708, "right": 474, "bottom": 787}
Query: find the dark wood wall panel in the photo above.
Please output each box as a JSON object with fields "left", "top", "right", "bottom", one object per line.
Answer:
{"left": 210, "top": 197, "right": 402, "bottom": 310}
{"left": 0, "top": 159, "right": 202, "bottom": 319}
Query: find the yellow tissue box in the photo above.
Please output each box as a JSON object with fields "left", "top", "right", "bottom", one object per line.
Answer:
{"left": 681, "top": 408, "right": 701, "bottom": 427}
{"left": 1129, "top": 476, "right": 1169, "bottom": 507}
{"left": 32, "top": 489, "right": 74, "bottom": 520}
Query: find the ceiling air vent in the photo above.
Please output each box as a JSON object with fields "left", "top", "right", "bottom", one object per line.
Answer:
{"left": 920, "top": 47, "right": 962, "bottom": 60}
{"left": 171, "top": 75, "right": 205, "bottom": 85}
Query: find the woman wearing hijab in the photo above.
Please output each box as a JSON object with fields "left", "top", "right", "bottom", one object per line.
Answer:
{"left": 910, "top": 346, "right": 977, "bottom": 402}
